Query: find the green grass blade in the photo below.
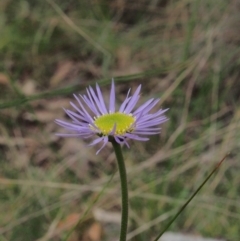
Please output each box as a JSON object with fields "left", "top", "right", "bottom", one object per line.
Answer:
{"left": 153, "top": 153, "right": 229, "bottom": 241}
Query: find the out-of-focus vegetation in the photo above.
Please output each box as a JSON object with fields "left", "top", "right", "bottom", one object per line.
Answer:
{"left": 0, "top": 0, "right": 240, "bottom": 240}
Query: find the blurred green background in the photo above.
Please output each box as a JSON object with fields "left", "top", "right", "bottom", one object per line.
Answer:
{"left": 0, "top": 0, "right": 240, "bottom": 240}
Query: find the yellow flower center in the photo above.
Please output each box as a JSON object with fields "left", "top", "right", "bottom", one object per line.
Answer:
{"left": 93, "top": 112, "right": 135, "bottom": 135}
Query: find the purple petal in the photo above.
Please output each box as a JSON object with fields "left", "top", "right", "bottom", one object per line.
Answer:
{"left": 96, "top": 83, "right": 108, "bottom": 114}
{"left": 56, "top": 133, "right": 84, "bottom": 137}
{"left": 125, "top": 133, "right": 149, "bottom": 141}
{"left": 114, "top": 136, "right": 123, "bottom": 144}
{"left": 81, "top": 94, "right": 99, "bottom": 116}
{"left": 89, "top": 136, "right": 105, "bottom": 146}
{"left": 114, "top": 136, "right": 130, "bottom": 148}
{"left": 72, "top": 95, "right": 94, "bottom": 123}
{"left": 119, "top": 89, "right": 131, "bottom": 112}
{"left": 88, "top": 86, "right": 106, "bottom": 115}
{"left": 134, "top": 99, "right": 160, "bottom": 118}
{"left": 55, "top": 119, "right": 81, "bottom": 129}
{"left": 124, "top": 85, "right": 141, "bottom": 113}
{"left": 65, "top": 109, "right": 88, "bottom": 124}
{"left": 96, "top": 136, "right": 108, "bottom": 154}
{"left": 109, "top": 79, "right": 115, "bottom": 113}
{"left": 133, "top": 98, "right": 155, "bottom": 115}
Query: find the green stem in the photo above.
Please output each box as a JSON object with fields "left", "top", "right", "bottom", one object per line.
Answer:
{"left": 111, "top": 140, "right": 128, "bottom": 241}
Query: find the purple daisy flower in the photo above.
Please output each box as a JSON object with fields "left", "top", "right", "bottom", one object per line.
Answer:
{"left": 55, "top": 80, "right": 168, "bottom": 154}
